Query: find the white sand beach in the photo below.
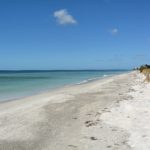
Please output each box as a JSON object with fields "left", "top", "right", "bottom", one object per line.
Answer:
{"left": 0, "top": 71, "right": 150, "bottom": 150}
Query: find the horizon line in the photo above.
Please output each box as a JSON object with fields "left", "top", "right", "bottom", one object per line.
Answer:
{"left": 0, "top": 69, "right": 130, "bottom": 71}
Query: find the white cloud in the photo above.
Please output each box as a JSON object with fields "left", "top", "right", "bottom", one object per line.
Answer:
{"left": 53, "top": 9, "right": 77, "bottom": 25}
{"left": 110, "top": 28, "right": 119, "bottom": 35}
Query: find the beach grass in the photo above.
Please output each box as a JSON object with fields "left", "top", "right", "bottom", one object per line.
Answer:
{"left": 141, "top": 68, "right": 150, "bottom": 82}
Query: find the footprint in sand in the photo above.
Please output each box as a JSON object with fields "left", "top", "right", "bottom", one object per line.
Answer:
{"left": 73, "top": 117, "right": 78, "bottom": 120}
{"left": 95, "top": 112, "right": 101, "bottom": 116}
{"left": 106, "top": 145, "right": 112, "bottom": 148}
{"left": 90, "top": 136, "right": 98, "bottom": 140}
{"left": 68, "top": 145, "right": 77, "bottom": 148}
{"left": 85, "top": 120, "right": 97, "bottom": 127}
{"left": 142, "top": 135, "right": 147, "bottom": 138}
{"left": 111, "top": 128, "right": 117, "bottom": 132}
{"left": 86, "top": 113, "right": 92, "bottom": 116}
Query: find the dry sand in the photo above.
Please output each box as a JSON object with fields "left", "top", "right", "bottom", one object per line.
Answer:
{"left": 101, "top": 72, "right": 150, "bottom": 150}
{"left": 0, "top": 71, "right": 149, "bottom": 150}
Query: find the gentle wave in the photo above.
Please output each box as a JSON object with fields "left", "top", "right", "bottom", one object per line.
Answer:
{"left": 76, "top": 74, "right": 115, "bottom": 85}
{"left": 76, "top": 75, "right": 108, "bottom": 85}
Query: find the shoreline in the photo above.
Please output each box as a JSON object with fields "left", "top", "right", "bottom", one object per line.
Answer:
{"left": 0, "top": 73, "right": 108, "bottom": 103}
{"left": 0, "top": 71, "right": 141, "bottom": 150}
{"left": 0, "top": 72, "right": 124, "bottom": 104}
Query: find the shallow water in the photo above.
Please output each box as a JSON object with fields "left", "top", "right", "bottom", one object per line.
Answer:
{"left": 0, "top": 70, "right": 128, "bottom": 101}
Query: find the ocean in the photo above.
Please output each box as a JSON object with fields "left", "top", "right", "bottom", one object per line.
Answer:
{"left": 0, "top": 70, "right": 128, "bottom": 101}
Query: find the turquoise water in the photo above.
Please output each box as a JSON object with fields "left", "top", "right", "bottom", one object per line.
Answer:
{"left": 0, "top": 70, "right": 127, "bottom": 101}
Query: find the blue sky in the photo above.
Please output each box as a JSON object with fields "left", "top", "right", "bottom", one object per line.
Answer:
{"left": 0, "top": 0, "right": 150, "bottom": 70}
